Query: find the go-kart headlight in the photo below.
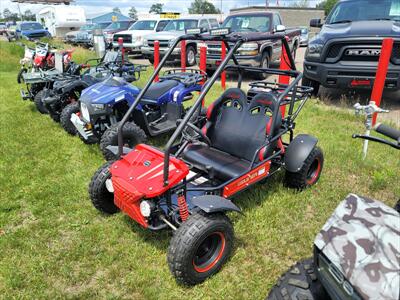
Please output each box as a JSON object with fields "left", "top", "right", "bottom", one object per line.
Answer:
{"left": 140, "top": 200, "right": 154, "bottom": 217}
{"left": 306, "top": 43, "right": 324, "bottom": 61}
{"left": 92, "top": 103, "right": 105, "bottom": 111}
{"left": 237, "top": 42, "right": 259, "bottom": 56}
{"left": 80, "top": 102, "right": 90, "bottom": 122}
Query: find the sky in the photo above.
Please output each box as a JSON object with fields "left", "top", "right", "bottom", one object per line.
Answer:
{"left": 0, "top": 0, "right": 323, "bottom": 16}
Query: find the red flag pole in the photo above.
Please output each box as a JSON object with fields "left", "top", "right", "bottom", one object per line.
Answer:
{"left": 118, "top": 37, "right": 124, "bottom": 64}
{"left": 278, "top": 36, "right": 291, "bottom": 117}
{"left": 199, "top": 45, "right": 207, "bottom": 107}
{"left": 371, "top": 38, "right": 393, "bottom": 125}
{"left": 154, "top": 40, "right": 160, "bottom": 82}
{"left": 180, "top": 40, "right": 186, "bottom": 72}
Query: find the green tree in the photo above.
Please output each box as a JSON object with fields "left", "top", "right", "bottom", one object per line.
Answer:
{"left": 317, "top": 0, "right": 338, "bottom": 15}
{"left": 188, "top": 0, "right": 221, "bottom": 14}
{"left": 23, "top": 9, "right": 35, "bottom": 21}
{"left": 149, "top": 3, "right": 163, "bottom": 14}
{"left": 112, "top": 7, "right": 121, "bottom": 14}
{"left": 3, "top": 8, "right": 11, "bottom": 20}
{"left": 128, "top": 6, "right": 138, "bottom": 20}
{"left": 292, "top": 0, "right": 309, "bottom": 8}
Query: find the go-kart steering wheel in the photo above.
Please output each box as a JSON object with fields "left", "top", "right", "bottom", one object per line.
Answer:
{"left": 179, "top": 120, "right": 211, "bottom": 145}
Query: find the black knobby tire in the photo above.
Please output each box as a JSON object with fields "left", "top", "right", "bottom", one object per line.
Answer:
{"left": 100, "top": 122, "right": 147, "bottom": 161}
{"left": 17, "top": 68, "right": 27, "bottom": 84}
{"left": 49, "top": 111, "right": 60, "bottom": 122}
{"left": 302, "top": 77, "right": 320, "bottom": 97}
{"left": 167, "top": 212, "right": 234, "bottom": 286}
{"left": 285, "top": 146, "right": 324, "bottom": 190}
{"left": 60, "top": 102, "right": 80, "bottom": 135}
{"left": 256, "top": 52, "right": 270, "bottom": 80}
{"left": 266, "top": 258, "right": 330, "bottom": 300}
{"left": 89, "top": 161, "right": 119, "bottom": 214}
{"left": 34, "top": 90, "right": 49, "bottom": 114}
{"left": 186, "top": 45, "right": 197, "bottom": 67}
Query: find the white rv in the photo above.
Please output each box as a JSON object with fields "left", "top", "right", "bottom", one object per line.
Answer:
{"left": 37, "top": 6, "right": 86, "bottom": 38}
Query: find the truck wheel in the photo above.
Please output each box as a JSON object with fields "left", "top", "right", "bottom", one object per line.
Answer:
{"left": 291, "top": 43, "right": 298, "bottom": 60}
{"left": 100, "top": 122, "right": 147, "bottom": 161}
{"left": 34, "top": 90, "right": 48, "bottom": 114}
{"left": 17, "top": 68, "right": 27, "bottom": 84}
{"left": 256, "top": 52, "right": 270, "bottom": 80}
{"left": 89, "top": 161, "right": 119, "bottom": 214}
{"left": 266, "top": 258, "right": 330, "bottom": 300}
{"left": 168, "top": 212, "right": 234, "bottom": 286}
{"left": 302, "top": 77, "right": 320, "bottom": 97}
{"left": 285, "top": 146, "right": 324, "bottom": 190}
{"left": 60, "top": 102, "right": 79, "bottom": 135}
{"left": 186, "top": 45, "right": 197, "bottom": 66}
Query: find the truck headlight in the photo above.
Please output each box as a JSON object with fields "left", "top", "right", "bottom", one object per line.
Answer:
{"left": 168, "top": 39, "right": 180, "bottom": 48}
{"left": 92, "top": 103, "right": 105, "bottom": 111}
{"left": 143, "top": 39, "right": 148, "bottom": 46}
{"left": 237, "top": 42, "right": 259, "bottom": 56}
{"left": 306, "top": 43, "right": 324, "bottom": 60}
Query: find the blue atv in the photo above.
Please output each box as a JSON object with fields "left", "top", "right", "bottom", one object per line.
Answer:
{"left": 68, "top": 69, "right": 206, "bottom": 160}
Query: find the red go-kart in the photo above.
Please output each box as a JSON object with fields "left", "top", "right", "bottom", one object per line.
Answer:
{"left": 89, "top": 30, "right": 324, "bottom": 285}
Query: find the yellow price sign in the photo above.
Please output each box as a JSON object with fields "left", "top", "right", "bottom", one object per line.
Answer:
{"left": 112, "top": 15, "right": 118, "bottom": 22}
{"left": 160, "top": 12, "right": 180, "bottom": 19}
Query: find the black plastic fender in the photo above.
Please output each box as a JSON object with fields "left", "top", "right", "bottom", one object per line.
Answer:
{"left": 284, "top": 134, "right": 318, "bottom": 173}
{"left": 191, "top": 195, "right": 241, "bottom": 214}
{"left": 62, "top": 80, "right": 90, "bottom": 94}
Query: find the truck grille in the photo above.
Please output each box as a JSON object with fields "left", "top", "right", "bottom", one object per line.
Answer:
{"left": 114, "top": 34, "right": 132, "bottom": 43}
{"left": 325, "top": 41, "right": 400, "bottom": 65}
{"left": 147, "top": 39, "right": 169, "bottom": 48}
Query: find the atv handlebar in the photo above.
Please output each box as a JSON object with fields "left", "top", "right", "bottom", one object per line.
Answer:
{"left": 374, "top": 123, "right": 400, "bottom": 142}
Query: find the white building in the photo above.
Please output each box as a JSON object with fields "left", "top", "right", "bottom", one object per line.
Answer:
{"left": 37, "top": 6, "right": 86, "bottom": 37}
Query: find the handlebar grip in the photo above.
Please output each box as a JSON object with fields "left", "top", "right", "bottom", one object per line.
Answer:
{"left": 374, "top": 123, "right": 400, "bottom": 142}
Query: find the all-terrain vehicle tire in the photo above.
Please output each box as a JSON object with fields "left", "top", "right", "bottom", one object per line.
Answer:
{"left": 34, "top": 90, "right": 49, "bottom": 114}
{"left": 168, "top": 212, "right": 234, "bottom": 286}
{"left": 302, "top": 77, "right": 320, "bottom": 97}
{"left": 285, "top": 146, "right": 324, "bottom": 190}
{"left": 186, "top": 45, "right": 197, "bottom": 67}
{"left": 17, "top": 68, "right": 27, "bottom": 84}
{"left": 60, "top": 102, "right": 80, "bottom": 135}
{"left": 266, "top": 258, "right": 330, "bottom": 300}
{"left": 89, "top": 161, "right": 119, "bottom": 214}
{"left": 100, "top": 122, "right": 147, "bottom": 161}
{"left": 49, "top": 111, "right": 60, "bottom": 122}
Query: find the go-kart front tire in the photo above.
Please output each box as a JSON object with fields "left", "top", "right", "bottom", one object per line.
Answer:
{"left": 89, "top": 161, "right": 119, "bottom": 214}
{"left": 285, "top": 146, "right": 324, "bottom": 190}
{"left": 60, "top": 102, "right": 79, "bottom": 135}
{"left": 100, "top": 122, "right": 147, "bottom": 161}
{"left": 167, "top": 212, "right": 234, "bottom": 286}
{"left": 266, "top": 258, "right": 330, "bottom": 300}
{"left": 34, "top": 90, "right": 49, "bottom": 114}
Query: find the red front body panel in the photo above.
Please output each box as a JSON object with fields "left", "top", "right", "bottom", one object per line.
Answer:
{"left": 110, "top": 144, "right": 189, "bottom": 227}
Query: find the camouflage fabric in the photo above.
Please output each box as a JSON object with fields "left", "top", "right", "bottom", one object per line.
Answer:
{"left": 314, "top": 194, "right": 400, "bottom": 300}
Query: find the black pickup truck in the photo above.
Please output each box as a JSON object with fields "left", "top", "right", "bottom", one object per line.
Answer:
{"left": 304, "top": 0, "right": 400, "bottom": 95}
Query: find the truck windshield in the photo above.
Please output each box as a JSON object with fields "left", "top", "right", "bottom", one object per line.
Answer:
{"left": 327, "top": 0, "right": 400, "bottom": 24}
{"left": 21, "top": 23, "right": 44, "bottom": 30}
{"left": 222, "top": 15, "right": 271, "bottom": 32}
{"left": 164, "top": 19, "right": 198, "bottom": 31}
{"left": 129, "top": 20, "right": 157, "bottom": 30}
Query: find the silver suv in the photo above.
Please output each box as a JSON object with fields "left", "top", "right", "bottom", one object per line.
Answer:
{"left": 141, "top": 17, "right": 220, "bottom": 66}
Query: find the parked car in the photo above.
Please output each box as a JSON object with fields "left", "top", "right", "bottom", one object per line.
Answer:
{"left": 15, "top": 22, "right": 51, "bottom": 40}
{"left": 67, "top": 23, "right": 110, "bottom": 47}
{"left": 203, "top": 12, "right": 300, "bottom": 78}
{"left": 299, "top": 26, "right": 309, "bottom": 46}
{"left": 5, "top": 25, "right": 16, "bottom": 41}
{"left": 112, "top": 19, "right": 171, "bottom": 55}
{"left": 142, "top": 17, "right": 220, "bottom": 66}
{"left": 304, "top": 0, "right": 400, "bottom": 95}
{"left": 103, "top": 20, "right": 135, "bottom": 44}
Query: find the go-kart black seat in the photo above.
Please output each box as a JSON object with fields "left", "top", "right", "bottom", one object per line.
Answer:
{"left": 142, "top": 80, "right": 179, "bottom": 102}
{"left": 183, "top": 89, "right": 282, "bottom": 181}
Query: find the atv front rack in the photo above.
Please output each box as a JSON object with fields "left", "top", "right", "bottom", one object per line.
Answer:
{"left": 161, "top": 68, "right": 207, "bottom": 86}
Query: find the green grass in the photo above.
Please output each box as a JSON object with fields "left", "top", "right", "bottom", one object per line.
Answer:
{"left": 0, "top": 41, "right": 399, "bottom": 299}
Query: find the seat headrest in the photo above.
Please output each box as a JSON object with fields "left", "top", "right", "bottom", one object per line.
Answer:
{"left": 248, "top": 92, "right": 279, "bottom": 112}
{"left": 206, "top": 88, "right": 247, "bottom": 120}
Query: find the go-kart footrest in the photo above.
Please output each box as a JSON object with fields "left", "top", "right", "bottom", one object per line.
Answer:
{"left": 148, "top": 120, "right": 177, "bottom": 136}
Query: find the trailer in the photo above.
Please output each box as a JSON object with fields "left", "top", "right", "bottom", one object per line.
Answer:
{"left": 37, "top": 6, "right": 86, "bottom": 38}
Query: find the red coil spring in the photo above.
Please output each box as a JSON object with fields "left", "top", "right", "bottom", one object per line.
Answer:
{"left": 178, "top": 195, "right": 189, "bottom": 222}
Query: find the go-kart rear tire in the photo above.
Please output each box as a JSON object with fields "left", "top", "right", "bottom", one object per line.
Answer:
{"left": 89, "top": 161, "right": 119, "bottom": 214}
{"left": 266, "top": 258, "right": 330, "bottom": 300}
{"left": 100, "top": 122, "right": 147, "bottom": 161}
{"left": 34, "top": 90, "right": 49, "bottom": 114}
{"left": 60, "top": 102, "right": 80, "bottom": 135}
{"left": 285, "top": 146, "right": 324, "bottom": 190}
{"left": 167, "top": 212, "right": 234, "bottom": 286}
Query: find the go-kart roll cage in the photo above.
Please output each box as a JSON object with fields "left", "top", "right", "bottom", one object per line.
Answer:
{"left": 116, "top": 32, "right": 308, "bottom": 186}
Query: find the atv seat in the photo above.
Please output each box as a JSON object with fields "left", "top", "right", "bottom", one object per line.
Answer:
{"left": 142, "top": 80, "right": 179, "bottom": 102}
{"left": 182, "top": 88, "right": 282, "bottom": 181}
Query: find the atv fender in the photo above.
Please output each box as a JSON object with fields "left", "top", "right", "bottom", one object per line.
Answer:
{"left": 191, "top": 195, "right": 241, "bottom": 214}
{"left": 284, "top": 134, "right": 318, "bottom": 173}
{"left": 62, "top": 80, "right": 90, "bottom": 94}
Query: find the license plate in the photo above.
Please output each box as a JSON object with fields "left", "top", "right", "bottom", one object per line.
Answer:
{"left": 350, "top": 79, "right": 371, "bottom": 87}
